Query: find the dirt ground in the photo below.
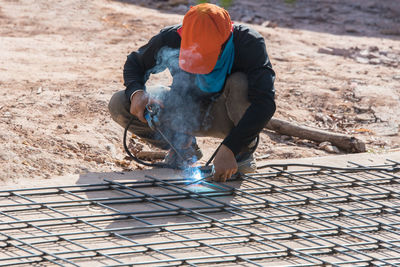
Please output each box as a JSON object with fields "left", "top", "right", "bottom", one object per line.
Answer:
{"left": 1, "top": 0, "right": 399, "bottom": 182}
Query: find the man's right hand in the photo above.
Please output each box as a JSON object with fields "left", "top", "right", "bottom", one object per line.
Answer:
{"left": 130, "top": 91, "right": 163, "bottom": 123}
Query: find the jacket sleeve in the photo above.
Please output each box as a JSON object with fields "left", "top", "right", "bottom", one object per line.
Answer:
{"left": 123, "top": 30, "right": 171, "bottom": 100}
{"left": 222, "top": 31, "right": 276, "bottom": 156}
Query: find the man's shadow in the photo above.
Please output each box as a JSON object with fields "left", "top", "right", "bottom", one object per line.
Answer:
{"left": 76, "top": 168, "right": 244, "bottom": 240}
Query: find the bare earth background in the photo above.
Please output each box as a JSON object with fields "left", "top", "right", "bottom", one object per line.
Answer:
{"left": 1, "top": 0, "right": 399, "bottom": 182}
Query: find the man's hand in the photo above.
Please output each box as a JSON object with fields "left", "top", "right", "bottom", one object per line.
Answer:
{"left": 212, "top": 144, "right": 238, "bottom": 182}
{"left": 130, "top": 91, "right": 163, "bottom": 123}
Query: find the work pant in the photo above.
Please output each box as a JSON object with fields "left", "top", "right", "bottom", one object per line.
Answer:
{"left": 108, "top": 72, "right": 251, "bottom": 150}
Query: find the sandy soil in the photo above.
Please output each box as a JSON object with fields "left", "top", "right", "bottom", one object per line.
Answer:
{"left": 1, "top": 0, "right": 399, "bottom": 182}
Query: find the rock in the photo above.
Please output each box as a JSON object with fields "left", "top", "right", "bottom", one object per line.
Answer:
{"left": 355, "top": 57, "right": 369, "bottom": 64}
{"left": 315, "top": 113, "right": 333, "bottom": 124}
{"left": 359, "top": 50, "right": 369, "bottom": 57}
{"left": 66, "top": 142, "right": 79, "bottom": 152}
{"left": 319, "top": 141, "right": 340, "bottom": 154}
{"left": 368, "top": 52, "right": 379, "bottom": 59}
{"left": 355, "top": 113, "right": 374, "bottom": 122}
{"left": 3, "top": 112, "right": 12, "bottom": 118}
{"left": 369, "top": 58, "right": 381, "bottom": 65}
{"left": 315, "top": 113, "right": 324, "bottom": 122}
{"left": 318, "top": 47, "right": 353, "bottom": 57}
{"left": 354, "top": 104, "right": 370, "bottom": 113}
{"left": 381, "top": 56, "right": 394, "bottom": 66}
{"left": 328, "top": 146, "right": 340, "bottom": 154}
{"left": 319, "top": 141, "right": 330, "bottom": 148}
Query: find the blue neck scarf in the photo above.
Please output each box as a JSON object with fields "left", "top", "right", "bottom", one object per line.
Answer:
{"left": 195, "top": 34, "right": 235, "bottom": 93}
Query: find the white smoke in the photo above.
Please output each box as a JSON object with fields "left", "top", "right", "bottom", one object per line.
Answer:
{"left": 145, "top": 46, "right": 205, "bottom": 165}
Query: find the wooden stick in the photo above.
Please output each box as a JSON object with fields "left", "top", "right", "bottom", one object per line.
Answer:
{"left": 136, "top": 151, "right": 166, "bottom": 160}
{"left": 266, "top": 118, "right": 366, "bottom": 153}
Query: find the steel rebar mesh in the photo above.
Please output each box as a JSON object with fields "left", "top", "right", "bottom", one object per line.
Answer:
{"left": 0, "top": 160, "right": 399, "bottom": 266}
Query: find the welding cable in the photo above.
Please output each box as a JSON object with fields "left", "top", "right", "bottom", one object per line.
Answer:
{"left": 257, "top": 162, "right": 400, "bottom": 173}
{"left": 123, "top": 116, "right": 178, "bottom": 169}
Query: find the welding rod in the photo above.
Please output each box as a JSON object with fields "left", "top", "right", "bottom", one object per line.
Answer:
{"left": 155, "top": 127, "right": 186, "bottom": 163}
{"left": 205, "top": 143, "right": 222, "bottom": 166}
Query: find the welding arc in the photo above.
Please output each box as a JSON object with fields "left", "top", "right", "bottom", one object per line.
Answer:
{"left": 123, "top": 116, "right": 178, "bottom": 169}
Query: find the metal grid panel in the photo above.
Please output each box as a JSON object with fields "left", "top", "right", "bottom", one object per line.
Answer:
{"left": 0, "top": 160, "right": 399, "bottom": 266}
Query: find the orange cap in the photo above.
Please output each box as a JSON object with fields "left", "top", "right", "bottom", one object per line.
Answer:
{"left": 179, "top": 3, "right": 232, "bottom": 74}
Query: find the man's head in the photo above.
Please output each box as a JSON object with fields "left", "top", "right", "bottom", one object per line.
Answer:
{"left": 179, "top": 3, "right": 232, "bottom": 74}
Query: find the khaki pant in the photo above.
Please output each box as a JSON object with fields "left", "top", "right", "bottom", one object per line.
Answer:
{"left": 108, "top": 72, "right": 251, "bottom": 149}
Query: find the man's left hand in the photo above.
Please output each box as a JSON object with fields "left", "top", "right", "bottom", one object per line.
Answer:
{"left": 211, "top": 144, "right": 238, "bottom": 182}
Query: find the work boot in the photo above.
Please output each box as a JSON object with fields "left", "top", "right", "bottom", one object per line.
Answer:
{"left": 236, "top": 152, "right": 257, "bottom": 174}
{"left": 163, "top": 140, "right": 203, "bottom": 169}
{"left": 235, "top": 136, "right": 259, "bottom": 174}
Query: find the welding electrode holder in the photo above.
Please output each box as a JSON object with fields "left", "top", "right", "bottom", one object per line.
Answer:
{"left": 143, "top": 103, "right": 161, "bottom": 131}
{"left": 123, "top": 103, "right": 173, "bottom": 169}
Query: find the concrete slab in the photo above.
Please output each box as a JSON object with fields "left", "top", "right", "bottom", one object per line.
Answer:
{"left": 1, "top": 150, "right": 399, "bottom": 266}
